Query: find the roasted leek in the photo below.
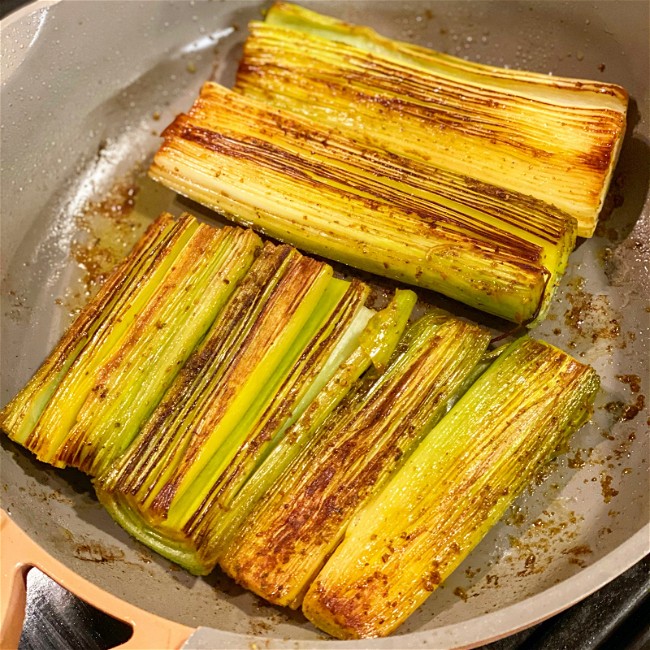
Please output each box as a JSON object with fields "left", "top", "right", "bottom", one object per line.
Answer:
{"left": 302, "top": 336, "right": 600, "bottom": 638}
{"left": 237, "top": 2, "right": 628, "bottom": 237}
{"left": 96, "top": 245, "right": 415, "bottom": 574}
{"left": 218, "top": 314, "right": 491, "bottom": 607}
{"left": 1, "top": 214, "right": 261, "bottom": 474}
{"left": 150, "top": 82, "right": 576, "bottom": 324}
{"left": 1, "top": 214, "right": 181, "bottom": 447}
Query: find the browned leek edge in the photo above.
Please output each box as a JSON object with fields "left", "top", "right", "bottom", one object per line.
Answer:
{"left": 247, "top": 2, "right": 628, "bottom": 237}
{"left": 0, "top": 213, "right": 178, "bottom": 446}
{"left": 218, "top": 315, "right": 491, "bottom": 608}
{"left": 301, "top": 336, "right": 600, "bottom": 639}
{"left": 0, "top": 213, "right": 263, "bottom": 474}
{"left": 150, "top": 82, "right": 578, "bottom": 325}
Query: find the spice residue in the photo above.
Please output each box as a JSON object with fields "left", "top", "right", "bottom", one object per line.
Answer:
{"left": 73, "top": 542, "right": 125, "bottom": 563}
{"left": 562, "top": 544, "right": 593, "bottom": 568}
{"left": 563, "top": 277, "right": 621, "bottom": 347}
{"left": 504, "top": 507, "right": 583, "bottom": 578}
{"left": 567, "top": 448, "right": 589, "bottom": 469}
{"left": 453, "top": 586, "right": 469, "bottom": 601}
{"left": 604, "top": 395, "right": 646, "bottom": 423}
{"left": 599, "top": 472, "right": 619, "bottom": 503}
{"left": 617, "top": 374, "right": 642, "bottom": 394}
{"left": 516, "top": 553, "right": 537, "bottom": 577}
{"left": 620, "top": 394, "right": 645, "bottom": 422}
{"left": 4, "top": 289, "right": 28, "bottom": 322}
{"left": 71, "top": 180, "right": 147, "bottom": 299}
{"left": 61, "top": 170, "right": 174, "bottom": 318}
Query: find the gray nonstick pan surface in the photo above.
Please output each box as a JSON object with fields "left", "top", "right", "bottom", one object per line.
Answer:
{"left": 1, "top": 2, "right": 648, "bottom": 648}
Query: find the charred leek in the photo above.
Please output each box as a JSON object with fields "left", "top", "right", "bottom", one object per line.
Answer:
{"left": 1, "top": 214, "right": 261, "bottom": 475}
{"left": 237, "top": 2, "right": 628, "bottom": 237}
{"left": 151, "top": 82, "right": 576, "bottom": 324}
{"left": 302, "top": 336, "right": 599, "bottom": 639}
{"left": 2, "top": 206, "right": 601, "bottom": 639}
{"left": 96, "top": 247, "right": 414, "bottom": 574}
{"left": 218, "top": 314, "right": 491, "bottom": 607}
{"left": 199, "top": 288, "right": 416, "bottom": 566}
{"left": 1, "top": 214, "right": 181, "bottom": 447}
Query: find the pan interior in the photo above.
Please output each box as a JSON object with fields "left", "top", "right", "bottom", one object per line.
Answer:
{"left": 1, "top": 1, "right": 648, "bottom": 645}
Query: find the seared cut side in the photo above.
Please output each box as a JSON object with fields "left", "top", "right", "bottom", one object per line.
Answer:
{"left": 96, "top": 244, "right": 415, "bottom": 574}
{"left": 302, "top": 336, "right": 600, "bottom": 638}
{"left": 218, "top": 315, "right": 491, "bottom": 607}
{"left": 150, "top": 82, "right": 577, "bottom": 325}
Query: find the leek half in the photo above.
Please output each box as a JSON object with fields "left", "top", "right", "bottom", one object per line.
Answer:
{"left": 0, "top": 214, "right": 180, "bottom": 447}
{"left": 238, "top": 2, "right": 628, "bottom": 237}
{"left": 151, "top": 82, "right": 576, "bottom": 324}
{"left": 96, "top": 248, "right": 412, "bottom": 574}
{"left": 219, "top": 314, "right": 491, "bottom": 607}
{"left": 302, "top": 336, "right": 600, "bottom": 638}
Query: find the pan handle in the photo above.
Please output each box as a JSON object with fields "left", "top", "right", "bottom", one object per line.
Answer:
{"left": 0, "top": 509, "right": 194, "bottom": 649}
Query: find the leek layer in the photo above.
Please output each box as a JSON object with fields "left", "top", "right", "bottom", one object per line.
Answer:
{"left": 238, "top": 2, "right": 628, "bottom": 237}
{"left": 96, "top": 249, "right": 414, "bottom": 575}
{"left": 151, "top": 83, "right": 577, "bottom": 324}
{"left": 218, "top": 314, "right": 491, "bottom": 607}
{"left": 199, "top": 289, "right": 416, "bottom": 567}
{"left": 302, "top": 336, "right": 599, "bottom": 639}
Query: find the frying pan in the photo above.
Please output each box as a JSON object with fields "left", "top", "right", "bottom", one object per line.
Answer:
{"left": 1, "top": 1, "right": 648, "bottom": 648}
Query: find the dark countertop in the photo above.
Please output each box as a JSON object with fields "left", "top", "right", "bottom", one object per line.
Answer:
{"left": 16, "top": 557, "right": 650, "bottom": 650}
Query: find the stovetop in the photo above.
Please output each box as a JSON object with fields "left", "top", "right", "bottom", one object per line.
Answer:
{"left": 17, "top": 557, "right": 649, "bottom": 649}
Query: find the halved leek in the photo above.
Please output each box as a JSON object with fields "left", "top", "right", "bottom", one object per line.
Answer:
{"left": 197, "top": 289, "right": 416, "bottom": 567}
{"left": 302, "top": 336, "right": 599, "bottom": 639}
{"left": 218, "top": 314, "right": 491, "bottom": 607}
{"left": 237, "top": 2, "right": 628, "bottom": 237}
{"left": 150, "top": 82, "right": 576, "bottom": 324}
{"left": 0, "top": 214, "right": 180, "bottom": 447}
{"left": 96, "top": 247, "right": 413, "bottom": 575}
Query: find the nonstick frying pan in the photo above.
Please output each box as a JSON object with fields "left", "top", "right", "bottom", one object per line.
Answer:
{"left": 1, "top": 1, "right": 648, "bottom": 648}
